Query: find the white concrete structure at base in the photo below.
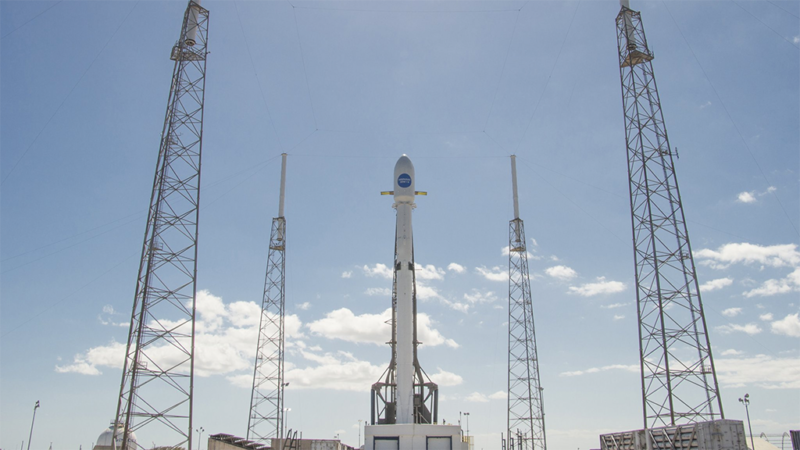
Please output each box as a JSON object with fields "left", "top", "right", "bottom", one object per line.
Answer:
{"left": 364, "top": 424, "right": 468, "bottom": 450}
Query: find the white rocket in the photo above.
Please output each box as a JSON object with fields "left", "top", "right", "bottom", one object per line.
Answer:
{"left": 383, "top": 155, "right": 426, "bottom": 424}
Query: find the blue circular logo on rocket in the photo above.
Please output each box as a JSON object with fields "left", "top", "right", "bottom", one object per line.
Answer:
{"left": 397, "top": 173, "right": 412, "bottom": 188}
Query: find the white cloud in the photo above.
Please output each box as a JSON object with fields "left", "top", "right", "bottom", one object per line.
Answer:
{"left": 463, "top": 289, "right": 498, "bottom": 305}
{"left": 721, "top": 307, "right": 742, "bottom": 317}
{"left": 55, "top": 340, "right": 125, "bottom": 375}
{"left": 794, "top": 36, "right": 800, "bottom": 44}
{"left": 699, "top": 100, "right": 712, "bottom": 109}
{"left": 416, "top": 264, "right": 445, "bottom": 280}
{"left": 560, "top": 364, "right": 639, "bottom": 377}
{"left": 298, "top": 302, "right": 311, "bottom": 310}
{"left": 342, "top": 271, "right": 352, "bottom": 279}
{"left": 362, "top": 263, "right": 393, "bottom": 279}
{"left": 759, "top": 313, "right": 773, "bottom": 321}
{"left": 695, "top": 243, "right": 800, "bottom": 269}
{"left": 601, "top": 303, "right": 629, "bottom": 309}
{"left": 365, "top": 287, "right": 391, "bottom": 297}
{"left": 307, "top": 307, "right": 458, "bottom": 348}
{"left": 475, "top": 266, "right": 507, "bottom": 282}
{"left": 488, "top": 391, "right": 507, "bottom": 400}
{"left": 613, "top": 314, "right": 625, "bottom": 321}
{"left": 721, "top": 349, "right": 743, "bottom": 356}
{"left": 285, "top": 350, "right": 385, "bottom": 391}
{"left": 58, "top": 290, "right": 303, "bottom": 379}
{"left": 545, "top": 265, "right": 577, "bottom": 281}
{"left": 447, "top": 263, "right": 465, "bottom": 273}
{"left": 568, "top": 277, "right": 626, "bottom": 297}
{"left": 429, "top": 367, "right": 463, "bottom": 386}
{"left": 744, "top": 268, "right": 800, "bottom": 298}
{"left": 715, "top": 323, "right": 762, "bottom": 335}
{"left": 700, "top": 277, "right": 733, "bottom": 292}
{"left": 465, "top": 392, "right": 489, "bottom": 403}
{"left": 737, "top": 191, "right": 756, "bottom": 203}
{"left": 502, "top": 246, "right": 537, "bottom": 260}
{"left": 716, "top": 354, "right": 800, "bottom": 389}
{"left": 771, "top": 313, "right": 800, "bottom": 338}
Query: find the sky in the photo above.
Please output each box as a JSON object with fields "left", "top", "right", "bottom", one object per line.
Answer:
{"left": 1, "top": 0, "right": 798, "bottom": 449}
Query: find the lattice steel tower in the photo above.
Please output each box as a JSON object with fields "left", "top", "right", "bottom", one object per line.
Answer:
{"left": 248, "top": 154, "right": 289, "bottom": 442}
{"left": 616, "top": 0, "right": 723, "bottom": 429}
{"left": 113, "top": 2, "right": 209, "bottom": 449}
{"left": 506, "top": 156, "right": 546, "bottom": 450}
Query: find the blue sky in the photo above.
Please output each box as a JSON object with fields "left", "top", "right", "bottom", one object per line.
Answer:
{"left": 1, "top": 0, "right": 798, "bottom": 449}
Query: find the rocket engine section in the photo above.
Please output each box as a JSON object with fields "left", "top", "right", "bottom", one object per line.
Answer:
{"left": 371, "top": 155, "right": 438, "bottom": 426}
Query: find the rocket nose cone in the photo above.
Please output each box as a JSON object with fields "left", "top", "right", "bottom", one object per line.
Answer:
{"left": 394, "top": 155, "right": 415, "bottom": 202}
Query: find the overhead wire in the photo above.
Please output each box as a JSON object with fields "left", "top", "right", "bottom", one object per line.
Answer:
{"left": 0, "top": 0, "right": 63, "bottom": 40}
{"left": 234, "top": 0, "right": 286, "bottom": 152}
{"left": 662, "top": 1, "right": 800, "bottom": 237}
{"left": 481, "top": 5, "right": 523, "bottom": 132}
{"left": 762, "top": 0, "right": 800, "bottom": 20}
{"left": 1, "top": 1, "right": 140, "bottom": 187}
{"left": 289, "top": 1, "right": 320, "bottom": 131}
{"left": 731, "top": 0, "right": 800, "bottom": 49}
{"left": 513, "top": 0, "right": 581, "bottom": 154}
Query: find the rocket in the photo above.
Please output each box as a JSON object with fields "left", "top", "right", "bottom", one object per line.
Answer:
{"left": 382, "top": 155, "right": 426, "bottom": 424}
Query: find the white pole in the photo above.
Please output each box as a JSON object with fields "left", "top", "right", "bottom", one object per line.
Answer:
{"left": 510, "top": 155, "right": 520, "bottom": 220}
{"left": 278, "top": 153, "right": 287, "bottom": 217}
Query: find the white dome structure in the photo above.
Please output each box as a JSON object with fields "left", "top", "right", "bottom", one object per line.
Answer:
{"left": 93, "top": 422, "right": 138, "bottom": 450}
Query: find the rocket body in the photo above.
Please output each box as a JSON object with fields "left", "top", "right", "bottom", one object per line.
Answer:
{"left": 393, "top": 155, "right": 416, "bottom": 424}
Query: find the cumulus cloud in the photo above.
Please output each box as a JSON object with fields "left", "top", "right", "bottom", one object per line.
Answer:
{"left": 307, "top": 307, "right": 458, "bottom": 348}
{"left": 560, "top": 364, "right": 639, "bottom": 377}
{"left": 286, "top": 350, "right": 385, "bottom": 391}
{"left": 721, "top": 349, "right": 743, "bottom": 356}
{"left": 342, "top": 271, "right": 352, "bottom": 279}
{"left": 465, "top": 392, "right": 490, "bottom": 403}
{"left": 568, "top": 277, "right": 626, "bottom": 297}
{"left": 771, "top": 313, "right": 800, "bottom": 338}
{"left": 365, "top": 287, "right": 391, "bottom": 297}
{"left": 737, "top": 192, "right": 756, "bottom": 203}
{"left": 463, "top": 289, "right": 498, "bottom": 305}
{"left": 700, "top": 278, "right": 733, "bottom": 292}
{"left": 488, "top": 391, "right": 507, "bottom": 400}
{"left": 545, "top": 265, "right": 577, "bottom": 281}
{"left": 695, "top": 243, "right": 800, "bottom": 269}
{"left": 601, "top": 303, "right": 629, "bottom": 309}
{"left": 298, "top": 302, "right": 311, "bottom": 310}
{"left": 416, "top": 264, "right": 445, "bottom": 280}
{"left": 476, "top": 266, "right": 507, "bottom": 282}
{"left": 362, "top": 263, "right": 393, "bottom": 279}
{"left": 759, "top": 313, "right": 773, "bottom": 321}
{"left": 613, "top": 315, "right": 625, "bottom": 321}
{"left": 429, "top": 368, "right": 463, "bottom": 386}
{"left": 716, "top": 354, "right": 800, "bottom": 389}
{"left": 448, "top": 263, "right": 465, "bottom": 273}
{"left": 502, "top": 246, "right": 537, "bottom": 260}
{"left": 721, "top": 307, "right": 742, "bottom": 317}
{"left": 744, "top": 268, "right": 800, "bottom": 298}
{"left": 715, "top": 323, "right": 762, "bottom": 335}
{"left": 56, "top": 340, "right": 125, "bottom": 375}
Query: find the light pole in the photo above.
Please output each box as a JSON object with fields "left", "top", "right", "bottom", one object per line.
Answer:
{"left": 739, "top": 393, "right": 755, "bottom": 450}
{"left": 358, "top": 419, "right": 363, "bottom": 448}
{"left": 196, "top": 427, "right": 204, "bottom": 450}
{"left": 464, "top": 412, "right": 470, "bottom": 439}
{"left": 284, "top": 408, "right": 292, "bottom": 438}
{"left": 27, "top": 401, "right": 40, "bottom": 450}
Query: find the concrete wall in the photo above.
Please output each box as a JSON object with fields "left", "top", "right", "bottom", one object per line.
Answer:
{"left": 364, "top": 424, "right": 468, "bottom": 450}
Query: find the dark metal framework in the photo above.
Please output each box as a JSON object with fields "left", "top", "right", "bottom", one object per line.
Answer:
{"left": 113, "top": 2, "right": 209, "bottom": 449}
{"left": 248, "top": 216, "right": 287, "bottom": 442}
{"left": 507, "top": 218, "right": 546, "bottom": 450}
{"left": 616, "top": 5, "right": 723, "bottom": 429}
{"left": 371, "top": 244, "right": 438, "bottom": 425}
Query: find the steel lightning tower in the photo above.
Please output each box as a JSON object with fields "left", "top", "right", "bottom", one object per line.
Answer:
{"left": 113, "top": 2, "right": 209, "bottom": 449}
{"left": 616, "top": 0, "right": 723, "bottom": 429}
{"left": 506, "top": 156, "right": 546, "bottom": 450}
{"left": 248, "top": 153, "right": 289, "bottom": 442}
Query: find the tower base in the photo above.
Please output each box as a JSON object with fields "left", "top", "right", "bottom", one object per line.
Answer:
{"left": 365, "top": 424, "right": 467, "bottom": 450}
{"left": 600, "top": 420, "right": 747, "bottom": 450}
